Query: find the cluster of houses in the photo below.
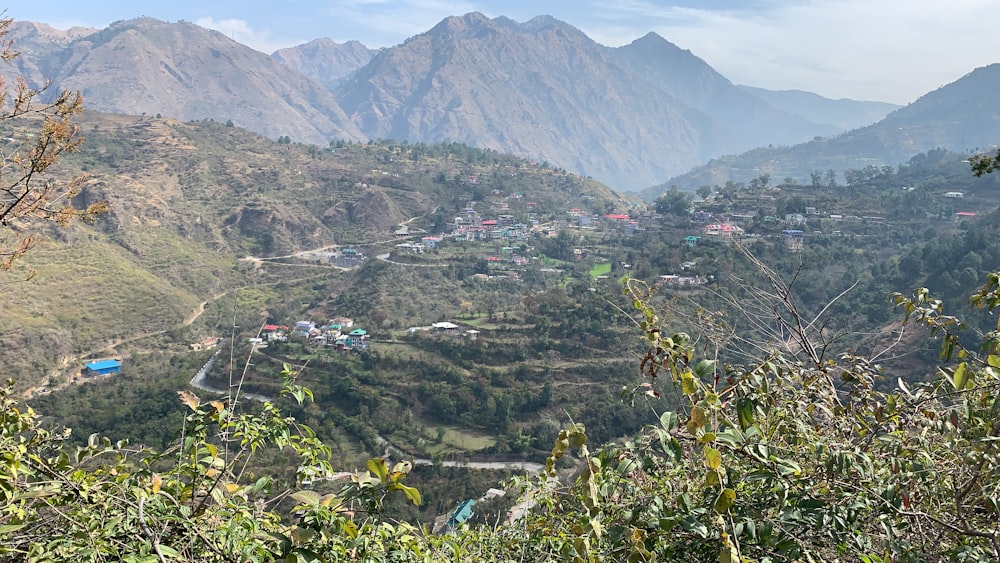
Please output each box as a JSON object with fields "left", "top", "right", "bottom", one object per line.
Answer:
{"left": 659, "top": 274, "right": 708, "bottom": 287}
{"left": 407, "top": 321, "right": 481, "bottom": 340}
{"left": 254, "top": 317, "right": 370, "bottom": 351}
{"left": 448, "top": 208, "right": 531, "bottom": 242}
{"left": 659, "top": 261, "right": 708, "bottom": 288}
{"left": 565, "top": 209, "right": 643, "bottom": 234}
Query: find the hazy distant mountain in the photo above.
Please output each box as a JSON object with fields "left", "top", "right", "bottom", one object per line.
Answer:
{"left": 1, "top": 21, "right": 98, "bottom": 85}
{"left": 609, "top": 33, "right": 839, "bottom": 147}
{"left": 9, "top": 14, "right": 993, "bottom": 193}
{"left": 738, "top": 85, "right": 900, "bottom": 131}
{"left": 643, "top": 63, "right": 1000, "bottom": 197}
{"left": 9, "top": 18, "right": 363, "bottom": 145}
{"left": 271, "top": 38, "right": 376, "bottom": 90}
{"left": 335, "top": 13, "right": 734, "bottom": 190}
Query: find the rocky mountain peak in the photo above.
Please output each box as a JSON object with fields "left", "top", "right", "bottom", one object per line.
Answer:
{"left": 429, "top": 12, "right": 495, "bottom": 37}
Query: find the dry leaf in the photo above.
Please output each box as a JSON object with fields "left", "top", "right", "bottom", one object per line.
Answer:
{"left": 177, "top": 390, "right": 201, "bottom": 411}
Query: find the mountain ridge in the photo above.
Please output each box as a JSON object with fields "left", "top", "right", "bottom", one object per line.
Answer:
{"left": 6, "top": 14, "right": 935, "bottom": 192}
{"left": 642, "top": 63, "right": 1000, "bottom": 198}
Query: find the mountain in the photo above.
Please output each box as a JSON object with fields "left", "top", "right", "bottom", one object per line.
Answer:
{"left": 608, "top": 33, "right": 839, "bottom": 148}
{"left": 643, "top": 64, "right": 1000, "bottom": 197}
{"left": 738, "top": 85, "right": 900, "bottom": 131}
{"left": 271, "top": 38, "right": 376, "bottom": 90}
{"left": 6, "top": 18, "right": 364, "bottom": 145}
{"left": 0, "top": 21, "right": 97, "bottom": 85}
{"left": 334, "top": 13, "right": 737, "bottom": 191}
{"left": 8, "top": 14, "right": 977, "bottom": 193}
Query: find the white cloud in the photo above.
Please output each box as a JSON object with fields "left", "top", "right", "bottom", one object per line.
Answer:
{"left": 194, "top": 16, "right": 299, "bottom": 54}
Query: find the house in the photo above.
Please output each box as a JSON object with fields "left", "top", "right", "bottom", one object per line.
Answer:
{"left": 692, "top": 210, "right": 713, "bottom": 222}
{"left": 421, "top": 236, "right": 442, "bottom": 248}
{"left": 331, "top": 317, "right": 354, "bottom": 328}
{"left": 683, "top": 235, "right": 701, "bottom": 247}
{"left": 84, "top": 359, "right": 121, "bottom": 376}
{"left": 189, "top": 336, "right": 221, "bottom": 351}
{"left": 347, "top": 329, "right": 369, "bottom": 349}
{"left": 703, "top": 224, "right": 744, "bottom": 239}
{"left": 955, "top": 211, "right": 977, "bottom": 221}
{"left": 432, "top": 322, "right": 460, "bottom": 330}
{"left": 944, "top": 191, "right": 964, "bottom": 198}
{"left": 781, "top": 229, "right": 804, "bottom": 251}
{"left": 445, "top": 499, "right": 477, "bottom": 530}
{"left": 294, "top": 321, "right": 316, "bottom": 336}
{"left": 784, "top": 213, "right": 806, "bottom": 226}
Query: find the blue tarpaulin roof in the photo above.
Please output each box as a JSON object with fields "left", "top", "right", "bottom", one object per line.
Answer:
{"left": 86, "top": 359, "right": 121, "bottom": 371}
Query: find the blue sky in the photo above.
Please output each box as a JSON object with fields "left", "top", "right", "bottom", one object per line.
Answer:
{"left": 5, "top": 1, "right": 998, "bottom": 104}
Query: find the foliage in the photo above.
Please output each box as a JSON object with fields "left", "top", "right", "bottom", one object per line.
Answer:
{"left": 0, "top": 364, "right": 423, "bottom": 562}
{"left": 654, "top": 186, "right": 692, "bottom": 216}
{"left": 569, "top": 269, "right": 1000, "bottom": 561}
{"left": 969, "top": 148, "right": 1000, "bottom": 177}
{"left": 0, "top": 17, "right": 105, "bottom": 270}
{"left": 437, "top": 268, "right": 1000, "bottom": 562}
{"left": 5, "top": 257, "right": 1000, "bottom": 562}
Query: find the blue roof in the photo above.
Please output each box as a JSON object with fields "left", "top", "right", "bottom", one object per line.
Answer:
{"left": 447, "top": 499, "right": 476, "bottom": 526}
{"left": 86, "top": 359, "right": 121, "bottom": 370}
{"left": 349, "top": 329, "right": 367, "bottom": 336}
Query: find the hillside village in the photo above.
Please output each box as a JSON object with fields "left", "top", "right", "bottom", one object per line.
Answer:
{"left": 274, "top": 173, "right": 992, "bottom": 304}
{"left": 251, "top": 317, "right": 371, "bottom": 351}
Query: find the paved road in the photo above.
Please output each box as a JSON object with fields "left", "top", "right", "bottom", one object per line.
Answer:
{"left": 188, "top": 349, "right": 271, "bottom": 403}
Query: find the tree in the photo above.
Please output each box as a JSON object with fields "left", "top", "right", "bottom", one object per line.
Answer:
{"left": 970, "top": 147, "right": 1000, "bottom": 176}
{"left": 654, "top": 186, "right": 692, "bottom": 216}
{"left": 0, "top": 17, "right": 104, "bottom": 270}
{"left": 564, "top": 261, "right": 1000, "bottom": 562}
{"left": 748, "top": 173, "right": 770, "bottom": 191}
{"left": 0, "top": 365, "right": 424, "bottom": 561}
{"left": 696, "top": 185, "right": 713, "bottom": 200}
{"left": 825, "top": 168, "right": 838, "bottom": 187}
